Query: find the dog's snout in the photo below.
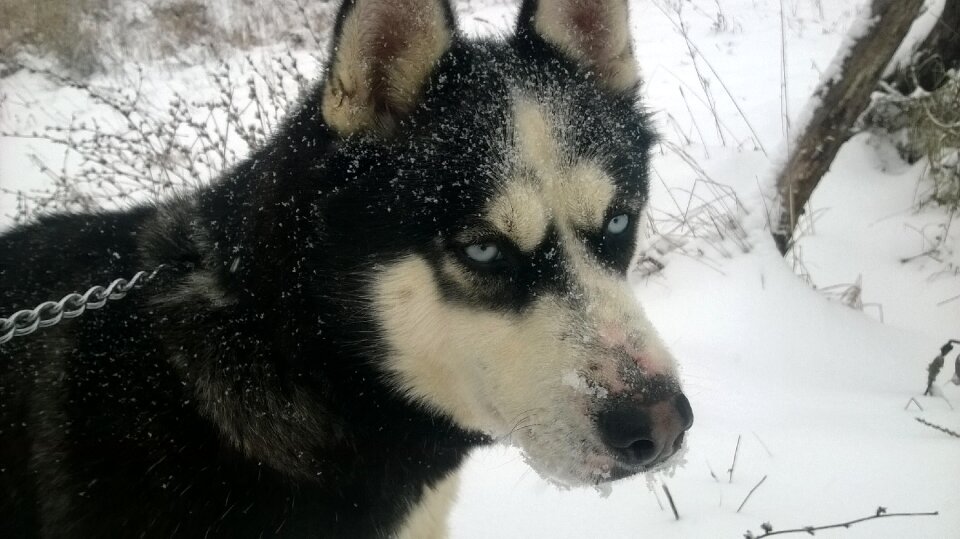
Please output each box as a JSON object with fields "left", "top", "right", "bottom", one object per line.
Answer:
{"left": 674, "top": 393, "right": 694, "bottom": 430}
{"left": 597, "top": 393, "right": 693, "bottom": 467}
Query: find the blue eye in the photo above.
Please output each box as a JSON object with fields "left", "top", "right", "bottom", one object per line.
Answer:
{"left": 606, "top": 214, "right": 629, "bottom": 234}
{"left": 464, "top": 243, "right": 502, "bottom": 263}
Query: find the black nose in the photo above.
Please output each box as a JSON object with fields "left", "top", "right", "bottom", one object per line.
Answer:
{"left": 597, "top": 393, "right": 693, "bottom": 467}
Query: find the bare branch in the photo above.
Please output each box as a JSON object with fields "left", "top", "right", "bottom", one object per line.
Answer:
{"left": 728, "top": 434, "right": 741, "bottom": 483}
{"left": 915, "top": 417, "right": 960, "bottom": 438}
{"left": 661, "top": 483, "right": 680, "bottom": 521}
{"left": 746, "top": 508, "right": 939, "bottom": 538}
{"left": 737, "top": 475, "right": 768, "bottom": 513}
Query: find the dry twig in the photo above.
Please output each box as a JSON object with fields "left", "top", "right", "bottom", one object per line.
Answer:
{"left": 914, "top": 417, "right": 960, "bottom": 438}
{"left": 745, "top": 507, "right": 939, "bottom": 538}
{"left": 737, "top": 475, "right": 768, "bottom": 513}
{"left": 728, "top": 434, "right": 741, "bottom": 483}
{"left": 662, "top": 483, "right": 680, "bottom": 521}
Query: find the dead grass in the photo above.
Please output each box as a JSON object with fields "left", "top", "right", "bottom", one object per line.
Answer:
{"left": 635, "top": 141, "right": 751, "bottom": 277}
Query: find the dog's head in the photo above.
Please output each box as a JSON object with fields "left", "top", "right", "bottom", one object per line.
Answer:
{"left": 316, "top": 0, "right": 692, "bottom": 485}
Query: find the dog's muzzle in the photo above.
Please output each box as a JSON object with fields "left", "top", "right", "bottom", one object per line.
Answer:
{"left": 596, "top": 393, "right": 693, "bottom": 469}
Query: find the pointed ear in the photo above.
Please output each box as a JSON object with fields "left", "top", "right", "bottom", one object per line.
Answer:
{"left": 321, "top": 0, "right": 456, "bottom": 135}
{"left": 517, "top": 0, "right": 638, "bottom": 91}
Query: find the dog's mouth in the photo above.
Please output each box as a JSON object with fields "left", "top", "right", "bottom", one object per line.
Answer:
{"left": 514, "top": 422, "right": 690, "bottom": 487}
{"left": 601, "top": 463, "right": 644, "bottom": 483}
{"left": 551, "top": 447, "right": 687, "bottom": 486}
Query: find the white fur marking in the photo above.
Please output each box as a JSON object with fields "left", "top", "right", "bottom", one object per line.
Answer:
{"left": 486, "top": 182, "right": 548, "bottom": 252}
{"left": 396, "top": 471, "right": 461, "bottom": 539}
{"left": 509, "top": 99, "right": 617, "bottom": 230}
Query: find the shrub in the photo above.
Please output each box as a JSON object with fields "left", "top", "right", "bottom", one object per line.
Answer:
{"left": 868, "top": 69, "right": 960, "bottom": 209}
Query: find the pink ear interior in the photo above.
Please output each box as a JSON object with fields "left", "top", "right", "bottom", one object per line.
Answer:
{"left": 322, "top": 0, "right": 454, "bottom": 133}
{"left": 531, "top": 0, "right": 637, "bottom": 90}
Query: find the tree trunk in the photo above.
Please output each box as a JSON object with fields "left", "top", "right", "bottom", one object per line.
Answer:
{"left": 771, "top": 0, "right": 925, "bottom": 255}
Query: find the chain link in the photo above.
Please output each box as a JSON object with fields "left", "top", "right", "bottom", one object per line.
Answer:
{"left": 0, "top": 266, "right": 163, "bottom": 345}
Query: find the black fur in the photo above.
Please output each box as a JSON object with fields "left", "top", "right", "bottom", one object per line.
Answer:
{"left": 0, "top": 0, "right": 654, "bottom": 536}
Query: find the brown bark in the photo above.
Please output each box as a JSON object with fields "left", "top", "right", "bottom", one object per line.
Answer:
{"left": 771, "top": 0, "right": 925, "bottom": 255}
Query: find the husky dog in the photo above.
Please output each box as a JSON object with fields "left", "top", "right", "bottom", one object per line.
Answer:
{"left": 0, "top": 0, "right": 692, "bottom": 536}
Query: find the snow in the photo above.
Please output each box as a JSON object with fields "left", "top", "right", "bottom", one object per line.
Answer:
{"left": 455, "top": 238, "right": 958, "bottom": 538}
{"left": 2, "top": 0, "right": 958, "bottom": 537}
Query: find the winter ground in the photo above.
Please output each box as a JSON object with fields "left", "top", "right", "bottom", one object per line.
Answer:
{"left": 2, "top": 0, "right": 958, "bottom": 537}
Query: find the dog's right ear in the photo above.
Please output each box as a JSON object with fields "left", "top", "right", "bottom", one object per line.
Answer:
{"left": 321, "top": 0, "right": 456, "bottom": 135}
{"left": 516, "top": 0, "right": 638, "bottom": 92}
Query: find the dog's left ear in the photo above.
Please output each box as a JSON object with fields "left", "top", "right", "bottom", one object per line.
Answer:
{"left": 517, "top": 0, "right": 638, "bottom": 92}
{"left": 321, "top": 0, "right": 456, "bottom": 135}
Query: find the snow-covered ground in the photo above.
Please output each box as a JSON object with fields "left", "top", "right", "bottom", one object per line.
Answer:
{"left": 2, "top": 0, "right": 958, "bottom": 537}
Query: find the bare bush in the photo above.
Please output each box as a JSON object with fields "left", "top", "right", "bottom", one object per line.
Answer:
{"left": 1, "top": 53, "right": 314, "bottom": 223}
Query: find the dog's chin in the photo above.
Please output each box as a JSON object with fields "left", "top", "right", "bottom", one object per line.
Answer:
{"left": 517, "top": 444, "right": 685, "bottom": 487}
{"left": 515, "top": 445, "right": 636, "bottom": 487}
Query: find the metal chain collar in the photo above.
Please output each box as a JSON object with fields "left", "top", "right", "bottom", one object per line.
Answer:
{"left": 0, "top": 266, "right": 163, "bottom": 345}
